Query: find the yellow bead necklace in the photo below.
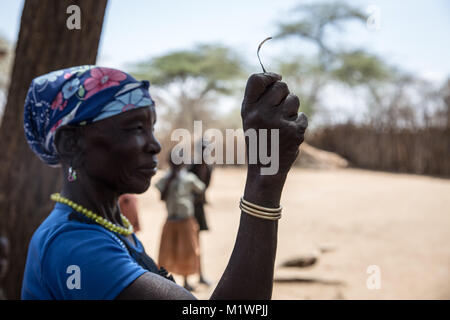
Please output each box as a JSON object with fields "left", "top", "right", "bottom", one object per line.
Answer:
{"left": 51, "top": 193, "right": 133, "bottom": 236}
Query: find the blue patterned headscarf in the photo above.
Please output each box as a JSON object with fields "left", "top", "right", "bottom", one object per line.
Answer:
{"left": 24, "top": 65, "right": 155, "bottom": 166}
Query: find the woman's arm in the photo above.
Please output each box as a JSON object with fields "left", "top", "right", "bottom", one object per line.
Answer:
{"left": 117, "top": 73, "right": 307, "bottom": 300}
{"left": 209, "top": 174, "right": 284, "bottom": 299}
{"left": 210, "top": 73, "right": 307, "bottom": 299}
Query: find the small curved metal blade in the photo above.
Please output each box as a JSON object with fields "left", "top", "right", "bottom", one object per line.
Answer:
{"left": 257, "top": 37, "right": 272, "bottom": 73}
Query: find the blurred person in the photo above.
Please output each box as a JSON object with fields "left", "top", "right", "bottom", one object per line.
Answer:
{"left": 20, "top": 65, "right": 307, "bottom": 299}
{"left": 155, "top": 153, "right": 205, "bottom": 291}
{"left": 118, "top": 194, "right": 141, "bottom": 233}
{"left": 188, "top": 140, "right": 214, "bottom": 286}
{"left": 0, "top": 236, "right": 10, "bottom": 300}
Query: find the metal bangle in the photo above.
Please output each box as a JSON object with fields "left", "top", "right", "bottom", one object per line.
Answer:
{"left": 241, "top": 197, "right": 282, "bottom": 213}
{"left": 239, "top": 203, "right": 282, "bottom": 220}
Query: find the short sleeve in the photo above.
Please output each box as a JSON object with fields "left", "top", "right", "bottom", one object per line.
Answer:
{"left": 41, "top": 228, "right": 147, "bottom": 300}
{"left": 187, "top": 172, "right": 205, "bottom": 194}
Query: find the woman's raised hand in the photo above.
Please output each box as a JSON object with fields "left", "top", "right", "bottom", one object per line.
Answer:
{"left": 241, "top": 72, "right": 308, "bottom": 178}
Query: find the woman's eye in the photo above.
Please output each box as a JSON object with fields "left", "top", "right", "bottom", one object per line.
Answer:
{"left": 125, "top": 125, "right": 144, "bottom": 132}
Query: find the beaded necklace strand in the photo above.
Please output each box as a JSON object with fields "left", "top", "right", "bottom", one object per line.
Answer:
{"left": 51, "top": 193, "right": 133, "bottom": 236}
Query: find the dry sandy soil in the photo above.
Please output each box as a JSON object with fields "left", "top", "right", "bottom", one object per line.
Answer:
{"left": 136, "top": 167, "right": 450, "bottom": 300}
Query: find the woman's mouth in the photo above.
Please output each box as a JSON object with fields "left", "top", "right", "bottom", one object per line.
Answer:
{"left": 137, "top": 166, "right": 158, "bottom": 176}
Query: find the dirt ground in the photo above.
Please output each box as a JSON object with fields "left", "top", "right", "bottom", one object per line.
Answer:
{"left": 136, "top": 167, "right": 450, "bottom": 300}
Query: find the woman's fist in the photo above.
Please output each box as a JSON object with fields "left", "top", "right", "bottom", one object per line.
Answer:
{"left": 241, "top": 73, "right": 308, "bottom": 176}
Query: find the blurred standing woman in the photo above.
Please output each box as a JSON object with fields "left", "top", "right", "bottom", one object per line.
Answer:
{"left": 156, "top": 155, "right": 205, "bottom": 291}
{"left": 21, "top": 65, "right": 307, "bottom": 299}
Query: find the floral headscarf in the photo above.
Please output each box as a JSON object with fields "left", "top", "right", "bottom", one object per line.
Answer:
{"left": 24, "top": 66, "right": 155, "bottom": 166}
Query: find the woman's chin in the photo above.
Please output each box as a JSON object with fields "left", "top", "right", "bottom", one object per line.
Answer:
{"left": 127, "top": 177, "right": 152, "bottom": 194}
{"left": 115, "top": 172, "right": 154, "bottom": 194}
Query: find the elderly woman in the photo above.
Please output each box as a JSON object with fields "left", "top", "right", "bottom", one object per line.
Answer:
{"left": 21, "top": 66, "right": 307, "bottom": 299}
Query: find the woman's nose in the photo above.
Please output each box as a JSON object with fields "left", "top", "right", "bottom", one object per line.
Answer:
{"left": 148, "top": 134, "right": 162, "bottom": 155}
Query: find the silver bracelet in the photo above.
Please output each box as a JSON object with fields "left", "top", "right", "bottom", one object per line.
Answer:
{"left": 239, "top": 198, "right": 282, "bottom": 220}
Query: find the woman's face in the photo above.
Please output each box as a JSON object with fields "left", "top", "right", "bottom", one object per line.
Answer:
{"left": 81, "top": 106, "right": 161, "bottom": 194}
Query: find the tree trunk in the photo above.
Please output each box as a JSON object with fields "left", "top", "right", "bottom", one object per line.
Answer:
{"left": 0, "top": 0, "right": 108, "bottom": 299}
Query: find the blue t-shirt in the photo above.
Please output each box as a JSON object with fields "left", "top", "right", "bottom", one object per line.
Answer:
{"left": 21, "top": 202, "right": 148, "bottom": 300}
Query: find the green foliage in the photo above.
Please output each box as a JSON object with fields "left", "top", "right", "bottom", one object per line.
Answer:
{"left": 277, "top": 55, "right": 326, "bottom": 117}
{"left": 132, "top": 44, "right": 246, "bottom": 95}
{"left": 274, "top": 1, "right": 397, "bottom": 119}
{"left": 131, "top": 44, "right": 247, "bottom": 133}
{"left": 276, "top": 1, "right": 367, "bottom": 54}
{"left": 331, "top": 50, "right": 393, "bottom": 86}
{"left": 278, "top": 55, "right": 325, "bottom": 81}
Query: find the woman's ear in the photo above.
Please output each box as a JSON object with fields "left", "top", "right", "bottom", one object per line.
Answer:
{"left": 54, "top": 125, "right": 85, "bottom": 166}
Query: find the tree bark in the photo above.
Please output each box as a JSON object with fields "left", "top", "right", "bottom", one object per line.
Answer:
{"left": 0, "top": 0, "right": 108, "bottom": 299}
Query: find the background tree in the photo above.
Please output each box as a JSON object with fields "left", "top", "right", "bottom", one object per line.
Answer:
{"left": 276, "top": 1, "right": 367, "bottom": 62}
{"left": 131, "top": 44, "right": 246, "bottom": 148}
{"left": 274, "top": 1, "right": 448, "bottom": 175}
{"left": 274, "top": 1, "right": 369, "bottom": 118}
{"left": 277, "top": 55, "right": 327, "bottom": 118}
{"left": 0, "top": 0, "right": 108, "bottom": 299}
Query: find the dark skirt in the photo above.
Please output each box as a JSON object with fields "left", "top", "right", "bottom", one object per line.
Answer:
{"left": 194, "top": 202, "right": 209, "bottom": 231}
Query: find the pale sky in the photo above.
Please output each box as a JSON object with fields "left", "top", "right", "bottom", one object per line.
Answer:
{"left": 1, "top": 0, "right": 449, "bottom": 83}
